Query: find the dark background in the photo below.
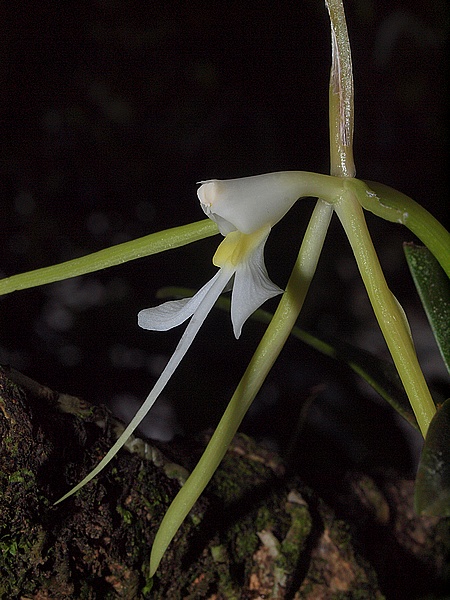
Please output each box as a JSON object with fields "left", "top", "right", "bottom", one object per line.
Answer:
{"left": 0, "top": 1, "right": 448, "bottom": 477}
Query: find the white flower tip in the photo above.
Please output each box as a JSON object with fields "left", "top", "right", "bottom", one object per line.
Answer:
{"left": 231, "top": 279, "right": 282, "bottom": 339}
{"left": 138, "top": 297, "right": 196, "bottom": 332}
{"left": 197, "top": 179, "right": 216, "bottom": 207}
{"left": 197, "top": 180, "right": 237, "bottom": 235}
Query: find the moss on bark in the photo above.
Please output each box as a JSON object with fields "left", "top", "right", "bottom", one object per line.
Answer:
{"left": 0, "top": 367, "right": 447, "bottom": 599}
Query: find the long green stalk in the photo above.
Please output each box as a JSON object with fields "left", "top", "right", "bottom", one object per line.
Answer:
{"left": 0, "top": 219, "right": 218, "bottom": 296}
{"left": 326, "top": 0, "right": 355, "bottom": 178}
{"left": 361, "top": 180, "right": 450, "bottom": 278}
{"left": 148, "top": 0, "right": 355, "bottom": 573}
{"left": 326, "top": 0, "right": 436, "bottom": 436}
{"left": 334, "top": 186, "right": 436, "bottom": 436}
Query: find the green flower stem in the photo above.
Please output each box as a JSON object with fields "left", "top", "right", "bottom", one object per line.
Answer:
{"left": 326, "top": 0, "right": 355, "bottom": 178}
{"left": 361, "top": 180, "right": 450, "bottom": 279}
{"left": 149, "top": 199, "right": 333, "bottom": 576}
{"left": 0, "top": 219, "right": 219, "bottom": 297}
{"left": 335, "top": 183, "right": 436, "bottom": 437}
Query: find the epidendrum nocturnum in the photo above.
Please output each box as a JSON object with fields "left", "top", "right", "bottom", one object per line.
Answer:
{"left": 0, "top": 0, "right": 448, "bottom": 580}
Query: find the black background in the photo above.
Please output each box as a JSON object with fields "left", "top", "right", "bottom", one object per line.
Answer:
{"left": 0, "top": 1, "right": 448, "bottom": 476}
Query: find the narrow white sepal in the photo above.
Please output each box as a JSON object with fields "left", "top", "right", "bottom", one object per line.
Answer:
{"left": 230, "top": 231, "right": 283, "bottom": 338}
{"left": 138, "top": 270, "right": 224, "bottom": 331}
{"left": 55, "top": 268, "right": 233, "bottom": 505}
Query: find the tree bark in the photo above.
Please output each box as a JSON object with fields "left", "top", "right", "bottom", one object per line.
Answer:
{"left": 0, "top": 367, "right": 447, "bottom": 599}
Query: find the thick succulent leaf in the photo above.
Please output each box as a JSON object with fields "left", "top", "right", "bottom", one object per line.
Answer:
{"left": 404, "top": 243, "right": 450, "bottom": 375}
{"left": 415, "top": 397, "right": 450, "bottom": 516}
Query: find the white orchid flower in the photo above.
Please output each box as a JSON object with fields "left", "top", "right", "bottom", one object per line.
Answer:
{"left": 139, "top": 225, "right": 281, "bottom": 339}
{"left": 138, "top": 171, "right": 335, "bottom": 390}
{"left": 56, "top": 171, "right": 337, "bottom": 503}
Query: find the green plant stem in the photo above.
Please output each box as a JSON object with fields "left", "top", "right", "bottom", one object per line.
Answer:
{"left": 361, "top": 180, "right": 450, "bottom": 279}
{"left": 326, "top": 0, "right": 355, "bottom": 178}
{"left": 334, "top": 184, "right": 436, "bottom": 437}
{"left": 326, "top": 0, "right": 436, "bottom": 437}
{"left": 149, "top": 198, "right": 333, "bottom": 576}
{"left": 0, "top": 219, "right": 219, "bottom": 297}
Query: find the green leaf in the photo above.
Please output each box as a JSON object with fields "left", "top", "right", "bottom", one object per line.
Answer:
{"left": 157, "top": 286, "right": 419, "bottom": 430}
{"left": 404, "top": 243, "right": 450, "bottom": 375}
{"left": 415, "top": 397, "right": 450, "bottom": 516}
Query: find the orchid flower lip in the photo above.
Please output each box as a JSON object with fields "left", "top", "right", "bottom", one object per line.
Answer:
{"left": 139, "top": 226, "right": 281, "bottom": 340}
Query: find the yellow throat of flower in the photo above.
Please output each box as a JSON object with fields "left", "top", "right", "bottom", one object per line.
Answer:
{"left": 212, "top": 226, "right": 270, "bottom": 268}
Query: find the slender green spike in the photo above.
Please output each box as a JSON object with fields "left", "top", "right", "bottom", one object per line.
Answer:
{"left": 0, "top": 219, "right": 218, "bottom": 297}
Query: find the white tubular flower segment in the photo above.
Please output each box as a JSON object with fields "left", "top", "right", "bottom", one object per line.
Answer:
{"left": 198, "top": 171, "right": 336, "bottom": 234}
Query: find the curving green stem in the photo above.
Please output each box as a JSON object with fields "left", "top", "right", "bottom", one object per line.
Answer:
{"left": 334, "top": 182, "right": 436, "bottom": 436}
{"left": 149, "top": 198, "right": 333, "bottom": 576}
{"left": 361, "top": 180, "right": 450, "bottom": 279}
{"left": 325, "top": 0, "right": 437, "bottom": 437}
{"left": 0, "top": 219, "right": 219, "bottom": 297}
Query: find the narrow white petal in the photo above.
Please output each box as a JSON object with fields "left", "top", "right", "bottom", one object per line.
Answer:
{"left": 138, "top": 270, "right": 224, "bottom": 331}
{"left": 56, "top": 266, "right": 234, "bottom": 504}
{"left": 230, "top": 231, "right": 282, "bottom": 338}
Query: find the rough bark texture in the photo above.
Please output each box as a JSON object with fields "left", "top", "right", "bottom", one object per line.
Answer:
{"left": 0, "top": 367, "right": 448, "bottom": 599}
